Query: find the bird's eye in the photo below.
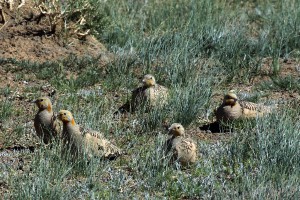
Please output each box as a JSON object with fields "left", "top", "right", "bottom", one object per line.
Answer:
{"left": 41, "top": 99, "right": 43, "bottom": 102}
{"left": 177, "top": 126, "right": 180, "bottom": 129}
{"left": 150, "top": 77, "right": 152, "bottom": 79}
{"left": 64, "top": 113, "right": 66, "bottom": 115}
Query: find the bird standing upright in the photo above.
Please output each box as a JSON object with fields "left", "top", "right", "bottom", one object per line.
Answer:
{"left": 34, "top": 97, "right": 61, "bottom": 144}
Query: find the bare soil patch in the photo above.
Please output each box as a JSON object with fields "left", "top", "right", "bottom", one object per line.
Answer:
{"left": 0, "top": 0, "right": 111, "bottom": 63}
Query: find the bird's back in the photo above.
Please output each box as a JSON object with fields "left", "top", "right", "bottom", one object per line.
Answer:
{"left": 240, "top": 100, "right": 275, "bottom": 118}
{"left": 83, "top": 129, "right": 122, "bottom": 159}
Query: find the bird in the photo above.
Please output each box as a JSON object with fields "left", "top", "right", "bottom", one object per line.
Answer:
{"left": 33, "top": 97, "right": 62, "bottom": 144}
{"left": 215, "top": 90, "right": 275, "bottom": 122}
{"left": 58, "top": 110, "right": 122, "bottom": 159}
{"left": 116, "top": 74, "right": 169, "bottom": 114}
{"left": 163, "top": 123, "right": 197, "bottom": 166}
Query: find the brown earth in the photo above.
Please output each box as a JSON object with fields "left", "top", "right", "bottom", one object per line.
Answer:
{"left": 0, "top": 0, "right": 112, "bottom": 63}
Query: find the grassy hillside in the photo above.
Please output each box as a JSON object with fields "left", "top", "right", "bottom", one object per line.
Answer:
{"left": 1, "top": 0, "right": 300, "bottom": 199}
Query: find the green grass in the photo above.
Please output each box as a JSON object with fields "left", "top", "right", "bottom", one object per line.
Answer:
{"left": 259, "top": 75, "right": 300, "bottom": 92}
{"left": 1, "top": 0, "right": 300, "bottom": 199}
{"left": 0, "top": 100, "right": 13, "bottom": 122}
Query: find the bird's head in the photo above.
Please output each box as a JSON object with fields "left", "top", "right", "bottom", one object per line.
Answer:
{"left": 142, "top": 74, "right": 156, "bottom": 87}
{"left": 34, "top": 97, "right": 52, "bottom": 112}
{"left": 58, "top": 110, "right": 76, "bottom": 125}
{"left": 223, "top": 90, "right": 238, "bottom": 106}
{"left": 168, "top": 123, "right": 185, "bottom": 136}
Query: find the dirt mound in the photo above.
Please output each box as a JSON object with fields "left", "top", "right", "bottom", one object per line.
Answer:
{"left": 0, "top": 0, "right": 111, "bottom": 63}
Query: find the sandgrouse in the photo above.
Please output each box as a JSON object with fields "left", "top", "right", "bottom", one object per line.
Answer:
{"left": 116, "top": 74, "right": 169, "bottom": 113}
{"left": 34, "top": 97, "right": 62, "bottom": 144}
{"left": 164, "top": 123, "right": 197, "bottom": 166}
{"left": 58, "top": 110, "right": 122, "bottom": 159}
{"left": 216, "top": 90, "right": 274, "bottom": 122}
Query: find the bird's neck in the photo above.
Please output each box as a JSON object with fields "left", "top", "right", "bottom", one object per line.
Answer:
{"left": 223, "top": 99, "right": 238, "bottom": 107}
{"left": 172, "top": 132, "right": 184, "bottom": 137}
{"left": 144, "top": 84, "right": 155, "bottom": 88}
{"left": 47, "top": 104, "right": 52, "bottom": 112}
{"left": 71, "top": 118, "right": 76, "bottom": 126}
{"left": 63, "top": 120, "right": 77, "bottom": 133}
{"left": 39, "top": 105, "right": 53, "bottom": 113}
{"left": 62, "top": 119, "right": 76, "bottom": 129}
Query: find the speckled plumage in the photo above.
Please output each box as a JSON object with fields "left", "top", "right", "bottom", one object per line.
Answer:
{"left": 216, "top": 90, "right": 274, "bottom": 122}
{"left": 164, "top": 123, "right": 197, "bottom": 166}
{"left": 117, "top": 74, "right": 169, "bottom": 113}
{"left": 34, "top": 97, "right": 61, "bottom": 144}
{"left": 58, "top": 110, "right": 122, "bottom": 159}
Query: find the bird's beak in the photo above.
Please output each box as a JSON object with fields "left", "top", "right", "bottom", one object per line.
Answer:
{"left": 31, "top": 100, "right": 37, "bottom": 103}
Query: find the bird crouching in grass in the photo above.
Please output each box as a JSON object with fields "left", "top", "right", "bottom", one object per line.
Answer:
{"left": 216, "top": 90, "right": 276, "bottom": 123}
{"left": 58, "top": 110, "right": 122, "bottom": 160}
{"left": 115, "top": 74, "right": 169, "bottom": 114}
{"left": 163, "top": 123, "right": 197, "bottom": 166}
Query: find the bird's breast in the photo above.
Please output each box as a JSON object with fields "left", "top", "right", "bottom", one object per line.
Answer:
{"left": 217, "top": 104, "right": 242, "bottom": 121}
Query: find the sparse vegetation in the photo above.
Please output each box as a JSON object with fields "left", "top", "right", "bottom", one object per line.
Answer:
{"left": 0, "top": 100, "right": 13, "bottom": 122}
{"left": 259, "top": 75, "right": 300, "bottom": 92}
{"left": 1, "top": 0, "right": 300, "bottom": 199}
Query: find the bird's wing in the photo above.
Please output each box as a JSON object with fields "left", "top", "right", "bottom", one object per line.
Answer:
{"left": 239, "top": 101, "right": 259, "bottom": 111}
{"left": 174, "top": 138, "right": 197, "bottom": 164}
{"left": 131, "top": 86, "right": 147, "bottom": 104}
{"left": 154, "top": 84, "right": 168, "bottom": 97}
{"left": 177, "top": 138, "right": 197, "bottom": 154}
{"left": 115, "top": 86, "right": 146, "bottom": 114}
{"left": 84, "top": 130, "right": 122, "bottom": 159}
{"left": 148, "top": 84, "right": 168, "bottom": 106}
{"left": 240, "top": 100, "right": 275, "bottom": 117}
